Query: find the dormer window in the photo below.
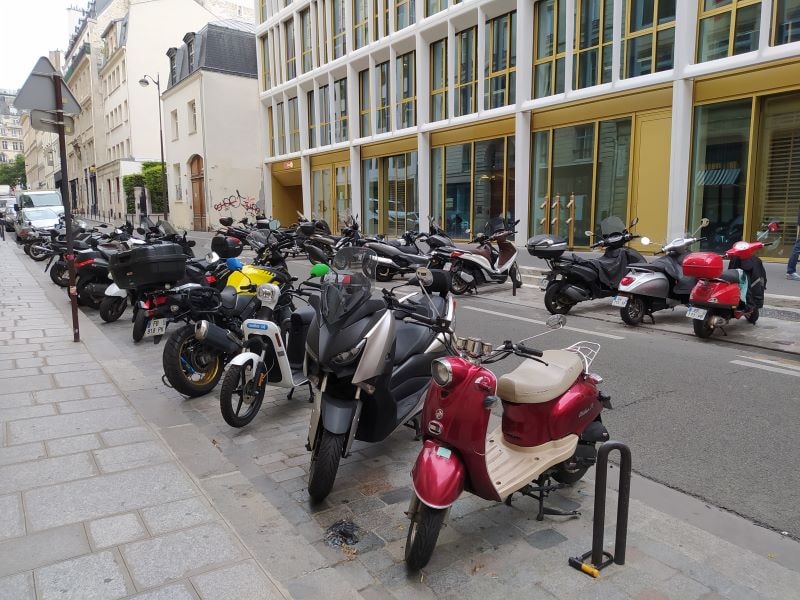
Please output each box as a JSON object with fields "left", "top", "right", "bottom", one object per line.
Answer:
{"left": 183, "top": 32, "right": 196, "bottom": 73}
{"left": 167, "top": 47, "right": 178, "bottom": 84}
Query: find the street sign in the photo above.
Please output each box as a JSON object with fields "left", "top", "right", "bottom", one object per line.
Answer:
{"left": 13, "top": 57, "right": 81, "bottom": 114}
{"left": 30, "top": 109, "right": 75, "bottom": 135}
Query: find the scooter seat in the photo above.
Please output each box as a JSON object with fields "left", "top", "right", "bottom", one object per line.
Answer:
{"left": 627, "top": 262, "right": 666, "bottom": 273}
{"left": 497, "top": 350, "right": 583, "bottom": 404}
{"left": 393, "top": 320, "right": 436, "bottom": 364}
{"left": 718, "top": 270, "right": 740, "bottom": 283}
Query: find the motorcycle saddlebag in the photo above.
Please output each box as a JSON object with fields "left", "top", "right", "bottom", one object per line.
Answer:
{"left": 526, "top": 234, "right": 567, "bottom": 258}
{"left": 683, "top": 252, "right": 723, "bottom": 279}
{"left": 210, "top": 235, "right": 243, "bottom": 259}
{"left": 109, "top": 243, "right": 187, "bottom": 290}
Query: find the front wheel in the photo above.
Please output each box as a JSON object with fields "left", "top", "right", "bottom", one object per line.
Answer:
{"left": 132, "top": 309, "right": 148, "bottom": 342}
{"left": 404, "top": 500, "right": 447, "bottom": 571}
{"left": 162, "top": 324, "right": 225, "bottom": 397}
{"left": 509, "top": 262, "right": 523, "bottom": 289}
{"left": 692, "top": 315, "right": 714, "bottom": 339}
{"left": 619, "top": 296, "right": 646, "bottom": 326}
{"left": 552, "top": 463, "right": 590, "bottom": 485}
{"left": 219, "top": 364, "right": 265, "bottom": 427}
{"left": 543, "top": 281, "right": 575, "bottom": 315}
{"left": 307, "top": 429, "right": 345, "bottom": 502}
{"left": 49, "top": 261, "right": 69, "bottom": 287}
{"left": 449, "top": 265, "right": 472, "bottom": 295}
{"left": 99, "top": 296, "right": 128, "bottom": 323}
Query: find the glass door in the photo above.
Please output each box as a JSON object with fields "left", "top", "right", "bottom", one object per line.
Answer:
{"left": 311, "top": 168, "right": 332, "bottom": 227}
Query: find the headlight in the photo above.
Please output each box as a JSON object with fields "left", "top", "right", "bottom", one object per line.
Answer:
{"left": 257, "top": 283, "right": 279, "bottom": 304}
{"left": 332, "top": 339, "right": 366, "bottom": 365}
{"left": 431, "top": 358, "right": 452, "bottom": 387}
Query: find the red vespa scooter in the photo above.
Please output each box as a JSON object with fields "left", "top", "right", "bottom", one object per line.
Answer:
{"left": 683, "top": 240, "right": 765, "bottom": 339}
{"left": 404, "top": 318, "right": 611, "bottom": 570}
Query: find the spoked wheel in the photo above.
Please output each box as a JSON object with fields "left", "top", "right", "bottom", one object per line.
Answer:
{"left": 99, "top": 296, "right": 128, "bottom": 323}
{"left": 619, "top": 296, "right": 646, "bottom": 326}
{"left": 132, "top": 309, "right": 148, "bottom": 343}
{"left": 49, "top": 261, "right": 69, "bottom": 287}
{"left": 219, "top": 364, "right": 265, "bottom": 427}
{"left": 543, "top": 281, "right": 575, "bottom": 315}
{"left": 404, "top": 498, "right": 446, "bottom": 571}
{"left": 375, "top": 265, "right": 395, "bottom": 282}
{"left": 449, "top": 266, "right": 472, "bottom": 295}
{"left": 745, "top": 308, "right": 759, "bottom": 324}
{"left": 692, "top": 315, "right": 715, "bottom": 339}
{"left": 307, "top": 429, "right": 345, "bottom": 502}
{"left": 162, "top": 324, "right": 225, "bottom": 397}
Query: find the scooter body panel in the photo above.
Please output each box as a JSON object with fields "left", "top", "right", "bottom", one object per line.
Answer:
{"left": 241, "top": 318, "right": 299, "bottom": 387}
{"left": 618, "top": 271, "right": 670, "bottom": 299}
{"left": 411, "top": 439, "right": 466, "bottom": 509}
{"left": 690, "top": 279, "right": 739, "bottom": 309}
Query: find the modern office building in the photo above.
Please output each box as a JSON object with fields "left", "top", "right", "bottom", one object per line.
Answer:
{"left": 256, "top": 0, "right": 800, "bottom": 260}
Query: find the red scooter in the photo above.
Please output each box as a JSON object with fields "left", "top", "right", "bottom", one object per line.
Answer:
{"left": 683, "top": 240, "right": 766, "bottom": 338}
{"left": 404, "top": 317, "right": 611, "bottom": 570}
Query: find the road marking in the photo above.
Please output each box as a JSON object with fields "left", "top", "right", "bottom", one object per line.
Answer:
{"left": 736, "top": 355, "right": 800, "bottom": 373}
{"left": 461, "top": 306, "right": 625, "bottom": 340}
{"left": 730, "top": 360, "right": 800, "bottom": 378}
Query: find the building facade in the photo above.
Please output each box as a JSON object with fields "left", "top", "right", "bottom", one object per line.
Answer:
{"left": 0, "top": 90, "right": 25, "bottom": 166}
{"left": 162, "top": 20, "right": 263, "bottom": 231}
{"left": 256, "top": 0, "right": 800, "bottom": 261}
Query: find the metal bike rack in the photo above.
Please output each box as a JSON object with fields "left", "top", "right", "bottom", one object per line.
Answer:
{"left": 569, "top": 440, "right": 631, "bottom": 578}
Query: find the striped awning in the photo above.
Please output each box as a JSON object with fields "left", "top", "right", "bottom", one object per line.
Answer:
{"left": 695, "top": 168, "right": 741, "bottom": 186}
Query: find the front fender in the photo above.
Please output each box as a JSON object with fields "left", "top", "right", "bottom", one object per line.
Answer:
{"left": 321, "top": 392, "right": 359, "bottom": 435}
{"left": 229, "top": 351, "right": 260, "bottom": 370}
{"left": 411, "top": 440, "right": 465, "bottom": 509}
{"left": 104, "top": 283, "right": 126, "bottom": 297}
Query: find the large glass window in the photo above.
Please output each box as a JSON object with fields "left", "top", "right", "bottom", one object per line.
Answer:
{"left": 260, "top": 35, "right": 271, "bottom": 91}
{"left": 427, "top": 0, "right": 445, "bottom": 17}
{"left": 301, "top": 9, "right": 313, "bottom": 73}
{"left": 623, "top": 1, "right": 676, "bottom": 78}
{"left": 359, "top": 69, "right": 371, "bottom": 137}
{"left": 431, "top": 38, "right": 447, "bottom": 122}
{"left": 333, "top": 0, "right": 346, "bottom": 59}
{"left": 275, "top": 102, "right": 286, "bottom": 154}
{"left": 573, "top": 0, "right": 612, "bottom": 89}
{"left": 334, "top": 78, "right": 348, "bottom": 142}
{"left": 363, "top": 159, "right": 379, "bottom": 232}
{"left": 773, "top": 0, "right": 800, "bottom": 45}
{"left": 534, "top": 0, "right": 567, "bottom": 98}
{"left": 313, "top": 165, "right": 352, "bottom": 231}
{"left": 285, "top": 20, "right": 296, "bottom": 80}
{"left": 260, "top": 0, "right": 267, "bottom": 23}
{"left": 595, "top": 119, "right": 632, "bottom": 223}
{"left": 689, "top": 100, "right": 752, "bottom": 251}
{"left": 267, "top": 106, "right": 275, "bottom": 156}
{"left": 307, "top": 90, "right": 316, "bottom": 148}
{"left": 396, "top": 0, "right": 415, "bottom": 31}
{"left": 362, "top": 152, "right": 419, "bottom": 236}
{"left": 455, "top": 27, "right": 477, "bottom": 117}
{"left": 354, "top": 0, "right": 369, "bottom": 49}
{"left": 530, "top": 131, "right": 551, "bottom": 236}
{"left": 319, "top": 0, "right": 329, "bottom": 64}
{"left": 376, "top": 61, "right": 391, "bottom": 133}
{"left": 288, "top": 97, "right": 300, "bottom": 152}
{"left": 697, "top": 0, "right": 761, "bottom": 62}
{"left": 319, "top": 85, "right": 331, "bottom": 145}
{"left": 485, "top": 11, "right": 517, "bottom": 108}
{"left": 396, "top": 51, "right": 416, "bottom": 129}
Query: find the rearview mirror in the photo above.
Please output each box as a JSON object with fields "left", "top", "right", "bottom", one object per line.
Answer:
{"left": 205, "top": 251, "right": 220, "bottom": 263}
{"left": 306, "top": 245, "right": 329, "bottom": 265}
{"left": 640, "top": 237, "right": 651, "bottom": 246}
{"left": 546, "top": 314, "right": 567, "bottom": 329}
{"left": 700, "top": 217, "right": 710, "bottom": 228}
{"left": 585, "top": 231, "right": 594, "bottom": 237}
{"left": 269, "top": 219, "right": 280, "bottom": 230}
{"left": 630, "top": 217, "right": 639, "bottom": 227}
{"left": 414, "top": 267, "right": 433, "bottom": 287}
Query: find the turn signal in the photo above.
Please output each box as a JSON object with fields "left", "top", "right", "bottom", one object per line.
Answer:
{"left": 620, "top": 276, "right": 634, "bottom": 286}
{"left": 74, "top": 258, "right": 96, "bottom": 268}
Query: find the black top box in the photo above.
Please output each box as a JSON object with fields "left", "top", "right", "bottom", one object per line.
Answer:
{"left": 109, "top": 243, "right": 187, "bottom": 290}
{"left": 526, "top": 234, "right": 567, "bottom": 258}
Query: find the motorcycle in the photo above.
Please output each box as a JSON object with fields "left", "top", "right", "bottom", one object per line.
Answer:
{"left": 684, "top": 240, "right": 767, "bottom": 338}
{"left": 364, "top": 233, "right": 431, "bottom": 282}
{"left": 528, "top": 216, "right": 646, "bottom": 315}
{"left": 404, "top": 313, "right": 611, "bottom": 570}
{"left": 612, "top": 218, "right": 709, "bottom": 325}
{"left": 304, "top": 246, "right": 455, "bottom": 502}
{"left": 435, "top": 221, "right": 522, "bottom": 295}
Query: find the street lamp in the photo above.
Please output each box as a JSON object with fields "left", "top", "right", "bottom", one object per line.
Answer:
{"left": 138, "top": 74, "right": 169, "bottom": 220}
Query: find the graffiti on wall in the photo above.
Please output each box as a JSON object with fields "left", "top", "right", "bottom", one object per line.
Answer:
{"left": 213, "top": 190, "right": 261, "bottom": 216}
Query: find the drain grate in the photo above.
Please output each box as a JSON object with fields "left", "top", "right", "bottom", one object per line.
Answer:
{"left": 324, "top": 519, "right": 361, "bottom": 547}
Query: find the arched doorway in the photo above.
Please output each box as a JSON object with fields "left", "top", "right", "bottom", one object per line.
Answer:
{"left": 189, "top": 155, "right": 206, "bottom": 230}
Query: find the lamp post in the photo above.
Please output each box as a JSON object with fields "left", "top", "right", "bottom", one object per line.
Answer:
{"left": 138, "top": 74, "right": 169, "bottom": 220}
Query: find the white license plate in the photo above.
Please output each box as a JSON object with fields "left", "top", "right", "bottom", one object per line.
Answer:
{"left": 686, "top": 307, "right": 707, "bottom": 320}
{"left": 611, "top": 295, "right": 629, "bottom": 307}
{"left": 442, "top": 262, "right": 452, "bottom": 271}
{"left": 143, "top": 318, "right": 167, "bottom": 337}
{"left": 539, "top": 277, "right": 549, "bottom": 291}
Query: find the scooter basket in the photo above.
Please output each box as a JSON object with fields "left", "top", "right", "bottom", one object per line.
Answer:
{"left": 109, "top": 243, "right": 187, "bottom": 290}
{"left": 186, "top": 287, "right": 222, "bottom": 313}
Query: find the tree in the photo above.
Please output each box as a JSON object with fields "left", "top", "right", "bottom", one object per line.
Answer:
{"left": 141, "top": 162, "right": 165, "bottom": 213}
{"left": 0, "top": 154, "right": 27, "bottom": 187}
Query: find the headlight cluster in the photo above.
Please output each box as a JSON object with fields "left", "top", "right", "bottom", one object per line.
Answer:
{"left": 332, "top": 339, "right": 366, "bottom": 365}
{"left": 431, "top": 359, "right": 452, "bottom": 387}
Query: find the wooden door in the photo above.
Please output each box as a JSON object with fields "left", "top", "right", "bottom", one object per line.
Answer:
{"left": 189, "top": 155, "right": 206, "bottom": 230}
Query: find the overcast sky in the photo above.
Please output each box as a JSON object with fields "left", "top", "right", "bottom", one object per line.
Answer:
{"left": 1, "top": 0, "right": 79, "bottom": 91}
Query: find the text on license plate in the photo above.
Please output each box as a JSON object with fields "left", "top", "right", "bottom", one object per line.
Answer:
{"left": 539, "top": 277, "right": 549, "bottom": 291}
{"left": 611, "top": 295, "right": 629, "bottom": 307}
{"left": 442, "top": 263, "right": 452, "bottom": 271}
{"left": 144, "top": 318, "right": 167, "bottom": 337}
{"left": 686, "top": 307, "right": 707, "bottom": 320}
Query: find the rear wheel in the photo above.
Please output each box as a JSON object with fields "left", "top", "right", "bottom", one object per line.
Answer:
{"left": 307, "top": 429, "right": 345, "bottom": 502}
{"left": 49, "top": 261, "right": 69, "bottom": 287}
{"left": 28, "top": 243, "right": 49, "bottom": 261}
{"left": 219, "top": 364, "right": 265, "bottom": 428}
{"left": 552, "top": 463, "right": 590, "bottom": 485}
{"left": 404, "top": 501, "right": 446, "bottom": 571}
{"left": 99, "top": 296, "right": 127, "bottom": 323}
{"left": 162, "top": 324, "right": 225, "bottom": 397}
{"left": 692, "top": 315, "right": 714, "bottom": 338}
{"left": 132, "top": 309, "right": 148, "bottom": 343}
{"left": 620, "top": 296, "right": 645, "bottom": 326}
{"left": 543, "top": 281, "right": 575, "bottom": 315}
{"left": 449, "top": 265, "right": 472, "bottom": 295}
{"left": 745, "top": 308, "right": 759, "bottom": 324}
{"left": 375, "top": 265, "right": 395, "bottom": 282}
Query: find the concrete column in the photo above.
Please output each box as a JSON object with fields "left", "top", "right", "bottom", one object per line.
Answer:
{"left": 299, "top": 86, "right": 310, "bottom": 149}
{"left": 564, "top": 0, "right": 575, "bottom": 93}
{"left": 389, "top": 46, "right": 398, "bottom": 130}
{"left": 515, "top": 0, "right": 533, "bottom": 106}
{"left": 416, "top": 31, "right": 430, "bottom": 125}
{"left": 310, "top": 1, "right": 319, "bottom": 69}
{"left": 344, "top": 0, "right": 354, "bottom": 55}
{"left": 612, "top": 0, "right": 622, "bottom": 82}
{"left": 477, "top": 8, "right": 486, "bottom": 112}
{"left": 417, "top": 132, "right": 431, "bottom": 231}
{"left": 759, "top": 0, "right": 773, "bottom": 52}
{"left": 447, "top": 21, "right": 455, "bottom": 119}
{"left": 346, "top": 63, "right": 359, "bottom": 138}
{"left": 301, "top": 154, "right": 312, "bottom": 215}
{"left": 667, "top": 78, "right": 694, "bottom": 240}
{"left": 368, "top": 55, "right": 377, "bottom": 136}
{"left": 514, "top": 111, "right": 531, "bottom": 244}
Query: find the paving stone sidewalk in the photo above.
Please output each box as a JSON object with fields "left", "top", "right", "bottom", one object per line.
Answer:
{"left": 4, "top": 239, "right": 800, "bottom": 599}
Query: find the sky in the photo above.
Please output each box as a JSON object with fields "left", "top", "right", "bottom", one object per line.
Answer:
{"left": 1, "top": 0, "right": 80, "bottom": 91}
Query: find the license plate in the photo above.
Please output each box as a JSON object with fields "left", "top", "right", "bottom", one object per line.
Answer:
{"left": 144, "top": 318, "right": 167, "bottom": 337}
{"left": 442, "top": 262, "right": 452, "bottom": 271}
{"left": 611, "top": 295, "right": 629, "bottom": 307}
{"left": 539, "top": 277, "right": 549, "bottom": 291}
{"left": 686, "top": 307, "right": 707, "bottom": 320}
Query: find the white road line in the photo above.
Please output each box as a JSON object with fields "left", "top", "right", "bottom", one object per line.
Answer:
{"left": 462, "top": 306, "right": 625, "bottom": 340}
{"left": 736, "top": 355, "right": 800, "bottom": 373}
{"left": 730, "top": 360, "right": 800, "bottom": 378}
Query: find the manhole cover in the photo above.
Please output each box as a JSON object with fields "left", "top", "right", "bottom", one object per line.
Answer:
{"left": 324, "top": 520, "right": 361, "bottom": 547}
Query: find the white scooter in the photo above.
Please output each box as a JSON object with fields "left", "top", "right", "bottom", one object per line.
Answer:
{"left": 439, "top": 221, "right": 523, "bottom": 295}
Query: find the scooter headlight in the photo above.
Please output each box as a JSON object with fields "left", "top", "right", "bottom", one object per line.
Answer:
{"left": 332, "top": 339, "right": 366, "bottom": 365}
{"left": 431, "top": 358, "right": 452, "bottom": 387}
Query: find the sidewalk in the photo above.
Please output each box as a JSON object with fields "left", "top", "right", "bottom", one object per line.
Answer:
{"left": 3, "top": 239, "right": 800, "bottom": 599}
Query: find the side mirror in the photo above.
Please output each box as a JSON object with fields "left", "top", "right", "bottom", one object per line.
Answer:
{"left": 640, "top": 237, "right": 651, "bottom": 246}
{"left": 99, "top": 223, "right": 108, "bottom": 228}
{"left": 630, "top": 217, "right": 639, "bottom": 227}
{"left": 585, "top": 230, "right": 594, "bottom": 237}
{"left": 269, "top": 219, "right": 280, "bottom": 230}
{"left": 136, "top": 227, "right": 146, "bottom": 235}
{"left": 700, "top": 217, "right": 710, "bottom": 228}
{"left": 546, "top": 314, "right": 567, "bottom": 329}
{"left": 414, "top": 267, "right": 434, "bottom": 287}
{"left": 13, "top": 204, "right": 19, "bottom": 211}
{"left": 307, "top": 245, "right": 329, "bottom": 265}
{"left": 206, "top": 251, "right": 220, "bottom": 263}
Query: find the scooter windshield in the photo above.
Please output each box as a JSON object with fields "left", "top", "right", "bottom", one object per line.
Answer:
{"left": 320, "top": 247, "right": 378, "bottom": 325}
{"left": 599, "top": 216, "right": 626, "bottom": 236}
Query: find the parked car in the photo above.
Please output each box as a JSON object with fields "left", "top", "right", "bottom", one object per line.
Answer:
{"left": 15, "top": 190, "right": 63, "bottom": 210}
{"left": 1, "top": 197, "right": 15, "bottom": 232}
{"left": 14, "top": 206, "right": 64, "bottom": 241}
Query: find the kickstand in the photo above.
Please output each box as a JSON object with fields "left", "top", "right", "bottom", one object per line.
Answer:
{"left": 287, "top": 387, "right": 294, "bottom": 400}
{"left": 305, "top": 381, "right": 314, "bottom": 402}
{"left": 720, "top": 326, "right": 728, "bottom": 336}
{"left": 408, "top": 417, "right": 422, "bottom": 440}
{"left": 645, "top": 313, "right": 656, "bottom": 324}
{"left": 505, "top": 476, "right": 580, "bottom": 521}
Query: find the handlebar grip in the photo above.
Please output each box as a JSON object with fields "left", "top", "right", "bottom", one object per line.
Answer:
{"left": 303, "top": 280, "right": 322, "bottom": 289}
{"left": 517, "top": 343, "right": 544, "bottom": 358}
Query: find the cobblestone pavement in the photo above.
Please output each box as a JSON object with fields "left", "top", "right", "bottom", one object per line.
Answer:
{"left": 2, "top": 238, "right": 800, "bottom": 599}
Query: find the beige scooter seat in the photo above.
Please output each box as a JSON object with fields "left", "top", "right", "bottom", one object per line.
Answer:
{"left": 497, "top": 350, "right": 584, "bottom": 404}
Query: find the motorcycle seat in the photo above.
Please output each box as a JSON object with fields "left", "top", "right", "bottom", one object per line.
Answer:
{"left": 627, "top": 262, "right": 666, "bottom": 273}
{"left": 497, "top": 350, "right": 583, "bottom": 404}
{"left": 393, "top": 320, "right": 436, "bottom": 364}
{"left": 718, "top": 270, "right": 741, "bottom": 284}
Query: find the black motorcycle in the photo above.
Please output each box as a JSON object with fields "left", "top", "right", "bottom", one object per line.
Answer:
{"left": 527, "top": 216, "right": 646, "bottom": 315}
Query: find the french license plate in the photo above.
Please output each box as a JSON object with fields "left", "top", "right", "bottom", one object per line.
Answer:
{"left": 611, "top": 295, "right": 629, "bottom": 307}
{"left": 686, "top": 307, "right": 707, "bottom": 320}
{"left": 539, "top": 277, "right": 549, "bottom": 291}
{"left": 144, "top": 318, "right": 167, "bottom": 337}
{"left": 442, "top": 262, "right": 452, "bottom": 271}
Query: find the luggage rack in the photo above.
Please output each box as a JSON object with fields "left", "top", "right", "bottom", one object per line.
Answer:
{"left": 565, "top": 341, "right": 600, "bottom": 372}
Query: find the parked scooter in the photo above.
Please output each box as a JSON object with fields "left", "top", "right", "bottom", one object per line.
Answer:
{"left": 528, "top": 216, "right": 645, "bottom": 314}
{"left": 365, "top": 233, "right": 431, "bottom": 282}
{"left": 304, "top": 246, "right": 456, "bottom": 502}
{"left": 684, "top": 240, "right": 767, "bottom": 338}
{"left": 612, "top": 218, "right": 709, "bottom": 325}
{"left": 404, "top": 313, "right": 611, "bottom": 570}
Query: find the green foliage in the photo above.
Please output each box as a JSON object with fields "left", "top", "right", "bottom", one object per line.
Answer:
{"left": 142, "top": 162, "right": 165, "bottom": 213}
{"left": 0, "top": 154, "right": 27, "bottom": 187}
{"left": 122, "top": 173, "right": 145, "bottom": 214}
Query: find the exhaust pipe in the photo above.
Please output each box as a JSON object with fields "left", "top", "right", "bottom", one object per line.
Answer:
{"left": 711, "top": 316, "right": 726, "bottom": 328}
{"left": 195, "top": 320, "right": 242, "bottom": 354}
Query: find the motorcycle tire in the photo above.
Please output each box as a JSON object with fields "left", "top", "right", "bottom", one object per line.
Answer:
{"left": 307, "top": 429, "right": 345, "bottom": 502}
{"left": 510, "top": 262, "right": 523, "bottom": 289}
{"left": 745, "top": 308, "right": 759, "bottom": 324}
{"left": 692, "top": 315, "right": 714, "bottom": 339}
{"left": 23, "top": 243, "right": 32, "bottom": 257}
{"left": 375, "top": 265, "right": 395, "bottom": 282}
{"left": 219, "top": 364, "right": 264, "bottom": 428}
{"left": 76, "top": 279, "right": 101, "bottom": 309}
{"left": 404, "top": 501, "right": 446, "bottom": 571}
{"left": 449, "top": 265, "right": 472, "bottom": 295}
{"left": 543, "top": 281, "right": 575, "bottom": 315}
{"left": 552, "top": 463, "right": 590, "bottom": 485}
{"left": 132, "top": 309, "right": 148, "bottom": 343}
{"left": 620, "top": 296, "right": 646, "bottom": 326}
{"left": 49, "top": 261, "right": 70, "bottom": 287}
{"left": 99, "top": 296, "right": 128, "bottom": 323}
{"left": 28, "top": 244, "right": 49, "bottom": 261}
{"left": 162, "top": 324, "right": 225, "bottom": 397}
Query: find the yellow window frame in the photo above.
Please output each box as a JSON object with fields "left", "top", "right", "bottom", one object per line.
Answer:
{"left": 455, "top": 26, "right": 477, "bottom": 116}
{"left": 485, "top": 11, "right": 517, "bottom": 108}
{"left": 573, "top": 0, "right": 612, "bottom": 89}
{"left": 622, "top": 0, "right": 676, "bottom": 79}
{"left": 332, "top": 0, "right": 347, "bottom": 59}
{"left": 396, "top": 51, "right": 416, "bottom": 129}
{"left": 284, "top": 19, "right": 296, "bottom": 81}
{"left": 301, "top": 9, "right": 313, "bottom": 73}
{"left": 395, "top": 0, "right": 414, "bottom": 31}
{"left": 334, "top": 78, "right": 349, "bottom": 143}
{"left": 354, "top": 0, "right": 369, "bottom": 49}
{"left": 359, "top": 69, "right": 371, "bottom": 136}
{"left": 430, "top": 38, "right": 448, "bottom": 121}
{"left": 532, "top": 0, "right": 568, "bottom": 98}
{"left": 376, "top": 61, "right": 392, "bottom": 133}
{"left": 696, "top": 0, "right": 762, "bottom": 62}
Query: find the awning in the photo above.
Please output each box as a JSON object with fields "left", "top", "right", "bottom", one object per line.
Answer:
{"left": 695, "top": 168, "right": 741, "bottom": 186}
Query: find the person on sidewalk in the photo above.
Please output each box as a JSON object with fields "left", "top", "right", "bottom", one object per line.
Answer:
{"left": 787, "top": 208, "right": 800, "bottom": 281}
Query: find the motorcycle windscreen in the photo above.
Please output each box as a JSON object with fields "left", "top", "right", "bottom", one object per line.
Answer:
{"left": 599, "top": 216, "right": 626, "bottom": 236}
{"left": 320, "top": 246, "right": 379, "bottom": 325}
